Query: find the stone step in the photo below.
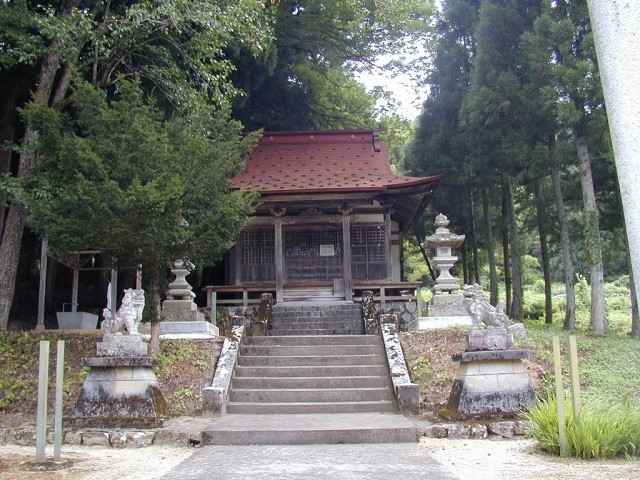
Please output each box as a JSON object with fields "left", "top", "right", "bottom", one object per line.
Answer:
{"left": 237, "top": 354, "right": 385, "bottom": 367}
{"left": 244, "top": 335, "right": 379, "bottom": 346}
{"left": 232, "top": 376, "right": 390, "bottom": 389}
{"left": 271, "top": 307, "right": 362, "bottom": 318}
{"left": 269, "top": 321, "right": 362, "bottom": 331}
{"left": 229, "top": 387, "right": 394, "bottom": 403}
{"left": 200, "top": 413, "right": 418, "bottom": 445}
{"left": 272, "top": 305, "right": 361, "bottom": 314}
{"left": 269, "top": 327, "right": 364, "bottom": 335}
{"left": 240, "top": 344, "right": 382, "bottom": 356}
{"left": 233, "top": 364, "right": 390, "bottom": 378}
{"left": 225, "top": 400, "right": 396, "bottom": 415}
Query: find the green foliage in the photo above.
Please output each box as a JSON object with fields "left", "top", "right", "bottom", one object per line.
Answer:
{"left": 21, "top": 78, "right": 255, "bottom": 318}
{"left": 231, "top": 0, "right": 436, "bottom": 130}
{"left": 525, "top": 395, "right": 640, "bottom": 459}
{"left": 402, "top": 239, "right": 431, "bottom": 285}
{"left": 522, "top": 275, "right": 633, "bottom": 334}
{"left": 410, "top": 356, "right": 432, "bottom": 388}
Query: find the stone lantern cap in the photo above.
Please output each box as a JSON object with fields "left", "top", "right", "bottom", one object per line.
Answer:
{"left": 422, "top": 213, "right": 465, "bottom": 248}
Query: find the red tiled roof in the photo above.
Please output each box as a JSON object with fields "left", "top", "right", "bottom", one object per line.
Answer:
{"left": 232, "top": 130, "right": 439, "bottom": 195}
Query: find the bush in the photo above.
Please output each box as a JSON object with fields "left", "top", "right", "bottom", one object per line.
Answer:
{"left": 525, "top": 394, "right": 640, "bottom": 459}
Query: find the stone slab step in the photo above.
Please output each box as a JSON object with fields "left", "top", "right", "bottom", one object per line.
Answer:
{"left": 232, "top": 376, "right": 390, "bottom": 389}
{"left": 272, "top": 310, "right": 361, "bottom": 318}
{"left": 240, "top": 344, "right": 382, "bottom": 356}
{"left": 201, "top": 413, "right": 418, "bottom": 445}
{"left": 229, "top": 387, "right": 394, "bottom": 403}
{"left": 225, "top": 400, "right": 396, "bottom": 415}
{"left": 233, "top": 364, "right": 390, "bottom": 378}
{"left": 269, "top": 328, "right": 364, "bottom": 336}
{"left": 237, "top": 354, "right": 384, "bottom": 367}
{"left": 244, "top": 335, "right": 379, "bottom": 346}
{"left": 269, "top": 322, "right": 362, "bottom": 331}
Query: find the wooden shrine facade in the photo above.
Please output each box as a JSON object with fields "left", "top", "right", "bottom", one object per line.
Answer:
{"left": 209, "top": 130, "right": 441, "bottom": 304}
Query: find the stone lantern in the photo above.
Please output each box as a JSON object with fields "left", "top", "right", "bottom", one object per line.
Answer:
{"left": 422, "top": 213, "right": 465, "bottom": 295}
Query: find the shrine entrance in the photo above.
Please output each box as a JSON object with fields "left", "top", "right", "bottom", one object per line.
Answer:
{"left": 284, "top": 227, "right": 343, "bottom": 283}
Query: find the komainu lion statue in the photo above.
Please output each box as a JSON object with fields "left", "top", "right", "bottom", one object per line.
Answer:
{"left": 463, "top": 283, "right": 509, "bottom": 328}
{"left": 101, "top": 288, "right": 145, "bottom": 335}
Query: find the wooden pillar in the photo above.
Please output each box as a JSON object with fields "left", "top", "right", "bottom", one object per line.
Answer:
{"left": 384, "top": 208, "right": 393, "bottom": 281}
{"left": 272, "top": 208, "right": 285, "bottom": 303}
{"left": 234, "top": 242, "right": 242, "bottom": 285}
{"left": 71, "top": 265, "right": 79, "bottom": 313}
{"left": 342, "top": 206, "right": 353, "bottom": 302}
{"left": 110, "top": 267, "right": 118, "bottom": 311}
{"left": 36, "top": 240, "right": 48, "bottom": 331}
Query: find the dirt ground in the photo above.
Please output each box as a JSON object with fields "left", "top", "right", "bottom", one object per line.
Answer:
{"left": 1, "top": 438, "right": 639, "bottom": 480}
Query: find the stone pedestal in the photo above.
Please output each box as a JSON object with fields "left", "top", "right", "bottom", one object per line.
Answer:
{"left": 407, "top": 293, "right": 472, "bottom": 331}
{"left": 439, "top": 350, "right": 535, "bottom": 420}
{"left": 67, "top": 335, "right": 167, "bottom": 428}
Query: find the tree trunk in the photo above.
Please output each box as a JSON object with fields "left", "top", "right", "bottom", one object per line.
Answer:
{"left": 505, "top": 178, "right": 522, "bottom": 321}
{"left": 469, "top": 189, "right": 481, "bottom": 284}
{"left": 622, "top": 213, "right": 639, "bottom": 338}
{"left": 576, "top": 135, "right": 606, "bottom": 334}
{"left": 0, "top": 1, "right": 81, "bottom": 330}
{"left": 461, "top": 244, "right": 469, "bottom": 285}
{"left": 147, "top": 266, "right": 162, "bottom": 355}
{"left": 534, "top": 179, "right": 553, "bottom": 324}
{"left": 550, "top": 151, "right": 577, "bottom": 330}
{"left": 630, "top": 262, "right": 639, "bottom": 339}
{"left": 482, "top": 188, "right": 498, "bottom": 305}
{"left": 501, "top": 185, "right": 512, "bottom": 314}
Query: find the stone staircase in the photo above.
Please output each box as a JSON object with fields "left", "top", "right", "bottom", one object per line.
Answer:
{"left": 226, "top": 334, "right": 395, "bottom": 414}
{"left": 199, "top": 303, "right": 418, "bottom": 445}
{"left": 269, "top": 303, "right": 363, "bottom": 335}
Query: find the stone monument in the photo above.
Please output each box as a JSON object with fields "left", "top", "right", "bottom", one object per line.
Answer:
{"left": 408, "top": 213, "right": 472, "bottom": 330}
{"left": 67, "top": 289, "right": 168, "bottom": 428}
{"left": 439, "top": 284, "right": 535, "bottom": 420}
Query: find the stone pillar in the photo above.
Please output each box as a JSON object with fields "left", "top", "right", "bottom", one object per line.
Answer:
{"left": 586, "top": 0, "right": 640, "bottom": 308}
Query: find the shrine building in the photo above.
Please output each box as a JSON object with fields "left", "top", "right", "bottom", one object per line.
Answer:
{"left": 207, "top": 130, "right": 441, "bottom": 306}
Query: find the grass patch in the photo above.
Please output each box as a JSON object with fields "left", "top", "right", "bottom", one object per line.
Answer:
{"left": 525, "top": 394, "right": 640, "bottom": 459}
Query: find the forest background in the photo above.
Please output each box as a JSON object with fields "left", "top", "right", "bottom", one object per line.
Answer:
{"left": 0, "top": 0, "right": 637, "bottom": 340}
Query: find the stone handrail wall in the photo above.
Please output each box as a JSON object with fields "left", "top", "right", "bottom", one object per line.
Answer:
{"left": 202, "top": 324, "right": 244, "bottom": 416}
{"left": 380, "top": 316, "right": 419, "bottom": 415}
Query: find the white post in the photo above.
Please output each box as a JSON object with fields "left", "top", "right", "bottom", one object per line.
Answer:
{"left": 586, "top": 0, "right": 640, "bottom": 306}
{"left": 54, "top": 340, "right": 65, "bottom": 462}
{"left": 36, "top": 340, "right": 50, "bottom": 461}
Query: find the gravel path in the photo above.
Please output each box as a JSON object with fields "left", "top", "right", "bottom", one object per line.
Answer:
{"left": 1, "top": 438, "right": 638, "bottom": 479}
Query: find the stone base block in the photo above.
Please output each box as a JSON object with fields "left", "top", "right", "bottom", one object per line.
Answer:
{"left": 407, "top": 316, "right": 472, "bottom": 331}
{"left": 440, "top": 353, "right": 535, "bottom": 420}
{"left": 139, "top": 321, "right": 218, "bottom": 337}
{"left": 97, "top": 335, "right": 149, "bottom": 357}
{"left": 428, "top": 295, "right": 468, "bottom": 317}
{"left": 56, "top": 312, "right": 99, "bottom": 330}
{"left": 69, "top": 361, "right": 167, "bottom": 428}
{"left": 202, "top": 386, "right": 225, "bottom": 417}
{"left": 396, "top": 383, "right": 420, "bottom": 415}
{"left": 467, "top": 327, "right": 514, "bottom": 351}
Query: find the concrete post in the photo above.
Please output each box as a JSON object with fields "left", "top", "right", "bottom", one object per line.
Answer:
{"left": 586, "top": 1, "right": 640, "bottom": 305}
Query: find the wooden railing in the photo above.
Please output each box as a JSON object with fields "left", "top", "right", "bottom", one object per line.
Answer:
{"left": 353, "top": 281, "right": 423, "bottom": 317}
{"left": 205, "top": 280, "right": 423, "bottom": 316}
